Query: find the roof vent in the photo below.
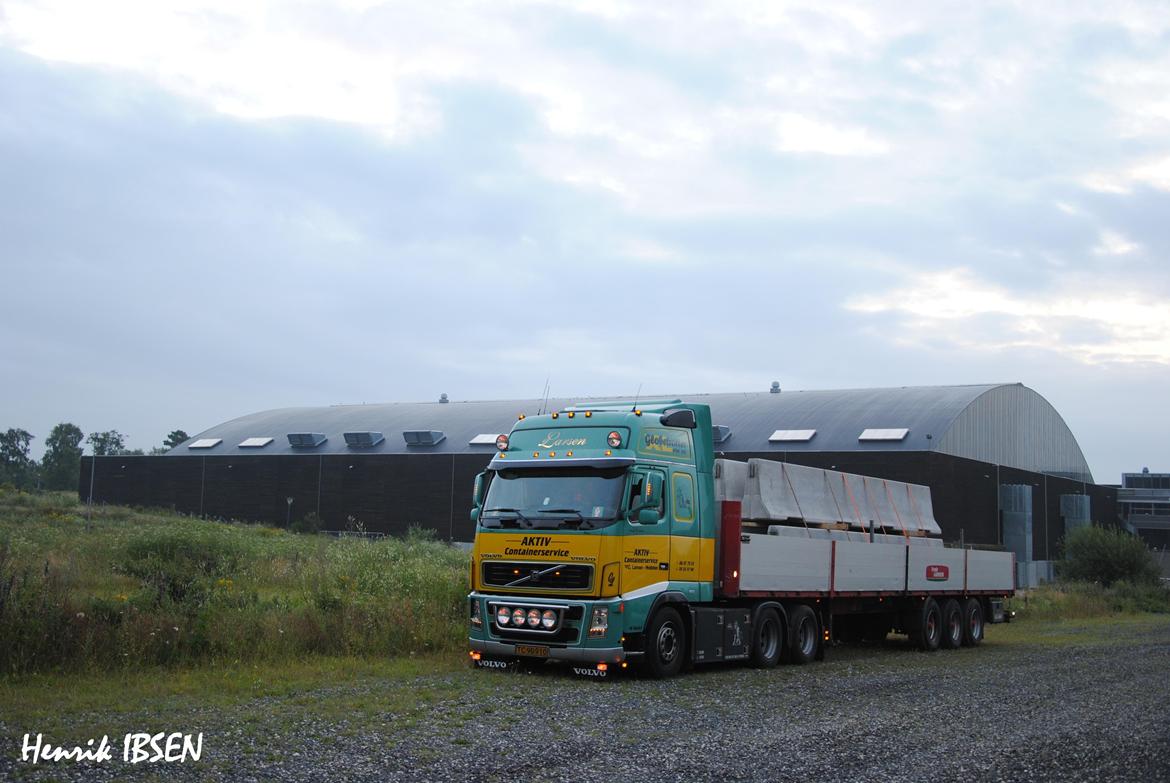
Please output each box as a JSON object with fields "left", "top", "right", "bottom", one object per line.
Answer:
{"left": 287, "top": 432, "right": 327, "bottom": 448}
{"left": 238, "top": 437, "right": 274, "bottom": 448}
{"left": 439, "top": 393, "right": 449, "bottom": 403}
{"left": 188, "top": 438, "right": 222, "bottom": 450}
{"left": 712, "top": 425, "right": 732, "bottom": 444}
{"left": 770, "top": 381, "right": 781, "bottom": 394}
{"left": 1142, "top": 466, "right": 1150, "bottom": 474}
{"left": 403, "top": 430, "right": 446, "bottom": 446}
{"left": 858, "top": 428, "right": 909, "bottom": 442}
{"left": 469, "top": 433, "right": 502, "bottom": 446}
{"left": 343, "top": 431, "right": 385, "bottom": 448}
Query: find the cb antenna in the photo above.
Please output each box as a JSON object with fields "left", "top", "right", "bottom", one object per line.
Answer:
{"left": 632, "top": 382, "right": 643, "bottom": 411}
{"left": 539, "top": 375, "right": 551, "bottom": 415}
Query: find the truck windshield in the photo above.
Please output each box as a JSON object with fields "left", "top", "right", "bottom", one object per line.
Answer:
{"left": 481, "top": 467, "right": 626, "bottom": 529}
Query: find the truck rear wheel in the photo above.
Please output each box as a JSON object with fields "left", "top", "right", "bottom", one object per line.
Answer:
{"left": 645, "top": 607, "right": 686, "bottom": 678}
{"left": 751, "top": 608, "right": 783, "bottom": 668}
{"left": 906, "top": 598, "right": 941, "bottom": 651}
{"left": 962, "top": 598, "right": 984, "bottom": 647}
{"left": 940, "top": 599, "right": 963, "bottom": 649}
{"left": 786, "top": 605, "right": 819, "bottom": 665}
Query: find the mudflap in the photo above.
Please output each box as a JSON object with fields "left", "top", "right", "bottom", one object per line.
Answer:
{"left": 570, "top": 665, "right": 610, "bottom": 680}
{"left": 473, "top": 656, "right": 516, "bottom": 671}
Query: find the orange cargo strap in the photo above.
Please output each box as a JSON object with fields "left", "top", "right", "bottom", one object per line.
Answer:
{"left": 883, "top": 480, "right": 911, "bottom": 540}
{"left": 781, "top": 463, "right": 812, "bottom": 538}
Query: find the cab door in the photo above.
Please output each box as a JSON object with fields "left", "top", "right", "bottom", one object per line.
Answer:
{"left": 621, "top": 468, "right": 670, "bottom": 594}
{"left": 668, "top": 469, "right": 702, "bottom": 598}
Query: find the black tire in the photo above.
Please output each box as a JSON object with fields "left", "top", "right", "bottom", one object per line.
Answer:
{"left": 751, "top": 608, "right": 784, "bottom": 668}
{"left": 645, "top": 607, "right": 686, "bottom": 678}
{"left": 962, "top": 598, "right": 985, "bottom": 647}
{"left": 940, "top": 599, "right": 963, "bottom": 650}
{"left": 786, "top": 605, "right": 819, "bottom": 665}
{"left": 907, "top": 598, "right": 942, "bottom": 652}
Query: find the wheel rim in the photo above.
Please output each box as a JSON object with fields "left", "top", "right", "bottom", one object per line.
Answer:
{"left": 926, "top": 614, "right": 937, "bottom": 642}
{"left": 969, "top": 611, "right": 982, "bottom": 639}
{"left": 657, "top": 622, "right": 678, "bottom": 663}
{"left": 948, "top": 613, "right": 961, "bottom": 641}
{"left": 759, "top": 618, "right": 779, "bottom": 659}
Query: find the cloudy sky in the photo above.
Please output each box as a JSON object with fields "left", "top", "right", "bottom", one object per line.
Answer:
{"left": 2, "top": 0, "right": 1167, "bottom": 481}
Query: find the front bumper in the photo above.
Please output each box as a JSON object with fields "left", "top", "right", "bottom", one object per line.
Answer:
{"left": 470, "top": 638, "right": 625, "bottom": 663}
{"left": 468, "top": 590, "right": 627, "bottom": 664}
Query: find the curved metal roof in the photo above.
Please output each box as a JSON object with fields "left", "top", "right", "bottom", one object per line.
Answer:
{"left": 173, "top": 383, "right": 1093, "bottom": 482}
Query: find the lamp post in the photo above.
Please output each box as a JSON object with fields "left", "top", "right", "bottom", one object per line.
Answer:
{"left": 286, "top": 496, "right": 294, "bottom": 527}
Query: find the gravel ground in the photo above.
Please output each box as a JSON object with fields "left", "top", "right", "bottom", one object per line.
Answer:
{"left": 3, "top": 620, "right": 1169, "bottom": 783}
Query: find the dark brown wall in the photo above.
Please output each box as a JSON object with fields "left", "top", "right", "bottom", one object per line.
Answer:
{"left": 80, "top": 451, "right": 1116, "bottom": 547}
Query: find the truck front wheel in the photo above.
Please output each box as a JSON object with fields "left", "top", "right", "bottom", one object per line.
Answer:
{"left": 751, "top": 608, "right": 783, "bottom": 668}
{"left": 645, "top": 607, "right": 686, "bottom": 678}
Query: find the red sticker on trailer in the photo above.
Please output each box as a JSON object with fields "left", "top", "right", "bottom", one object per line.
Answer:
{"left": 926, "top": 565, "right": 949, "bottom": 581}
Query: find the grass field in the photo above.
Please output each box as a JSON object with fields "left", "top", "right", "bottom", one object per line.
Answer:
{"left": 0, "top": 490, "right": 469, "bottom": 673}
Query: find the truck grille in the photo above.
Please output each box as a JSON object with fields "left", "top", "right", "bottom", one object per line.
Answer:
{"left": 482, "top": 561, "right": 593, "bottom": 590}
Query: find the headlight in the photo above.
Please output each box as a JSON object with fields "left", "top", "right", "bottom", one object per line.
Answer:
{"left": 496, "top": 606, "right": 511, "bottom": 625}
{"left": 541, "top": 609, "right": 557, "bottom": 629}
{"left": 512, "top": 607, "right": 526, "bottom": 626}
{"left": 589, "top": 606, "right": 609, "bottom": 638}
{"left": 526, "top": 608, "right": 541, "bottom": 628}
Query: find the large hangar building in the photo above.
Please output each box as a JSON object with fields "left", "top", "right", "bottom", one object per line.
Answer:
{"left": 82, "top": 383, "right": 1116, "bottom": 562}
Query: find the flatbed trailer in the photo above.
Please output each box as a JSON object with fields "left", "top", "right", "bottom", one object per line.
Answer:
{"left": 467, "top": 401, "right": 1014, "bottom": 677}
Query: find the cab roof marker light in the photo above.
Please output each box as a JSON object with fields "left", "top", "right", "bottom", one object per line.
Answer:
{"left": 518, "top": 414, "right": 526, "bottom": 420}
{"left": 585, "top": 411, "right": 592, "bottom": 418}
{"left": 567, "top": 412, "right": 575, "bottom": 418}
{"left": 566, "top": 451, "right": 573, "bottom": 457}
{"left": 551, "top": 412, "right": 559, "bottom": 419}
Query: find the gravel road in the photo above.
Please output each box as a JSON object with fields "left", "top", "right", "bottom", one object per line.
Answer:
{"left": 4, "top": 620, "right": 1169, "bottom": 783}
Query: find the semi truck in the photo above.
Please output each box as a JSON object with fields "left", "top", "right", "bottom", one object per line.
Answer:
{"left": 467, "top": 400, "right": 1014, "bottom": 677}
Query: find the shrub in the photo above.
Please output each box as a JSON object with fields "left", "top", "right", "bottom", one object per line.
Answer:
{"left": 291, "top": 512, "right": 321, "bottom": 535}
{"left": 1056, "top": 525, "right": 1161, "bottom": 587}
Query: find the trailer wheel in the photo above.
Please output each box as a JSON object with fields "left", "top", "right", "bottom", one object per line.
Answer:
{"left": 751, "top": 608, "right": 783, "bottom": 668}
{"left": 786, "top": 605, "right": 819, "bottom": 665}
{"left": 907, "top": 598, "right": 941, "bottom": 652}
{"left": 940, "top": 599, "right": 962, "bottom": 650}
{"left": 962, "top": 598, "right": 984, "bottom": 647}
{"left": 645, "top": 607, "right": 686, "bottom": 678}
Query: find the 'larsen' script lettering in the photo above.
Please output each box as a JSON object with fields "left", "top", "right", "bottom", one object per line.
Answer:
{"left": 537, "top": 431, "right": 588, "bottom": 449}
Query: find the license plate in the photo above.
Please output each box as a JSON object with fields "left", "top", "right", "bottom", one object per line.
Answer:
{"left": 515, "top": 644, "right": 549, "bottom": 658}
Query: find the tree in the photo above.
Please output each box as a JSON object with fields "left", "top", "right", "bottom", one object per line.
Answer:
{"left": 163, "top": 430, "right": 189, "bottom": 450}
{"left": 1057, "top": 525, "right": 1160, "bottom": 586}
{"left": 86, "top": 430, "right": 125, "bottom": 457}
{"left": 41, "top": 422, "right": 84, "bottom": 491}
{"left": 0, "top": 428, "right": 36, "bottom": 489}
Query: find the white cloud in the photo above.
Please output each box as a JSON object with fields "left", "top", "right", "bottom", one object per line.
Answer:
{"left": 846, "top": 269, "right": 1170, "bottom": 365}
{"left": 1092, "top": 230, "right": 1139, "bottom": 257}
{"left": 774, "top": 113, "right": 889, "bottom": 157}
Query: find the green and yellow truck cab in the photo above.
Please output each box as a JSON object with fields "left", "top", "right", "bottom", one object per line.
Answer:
{"left": 468, "top": 400, "right": 714, "bottom": 677}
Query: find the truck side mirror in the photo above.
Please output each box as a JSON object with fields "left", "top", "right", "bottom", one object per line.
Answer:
{"left": 470, "top": 507, "right": 481, "bottom": 524}
{"left": 645, "top": 473, "right": 663, "bottom": 508}
{"left": 637, "top": 507, "right": 659, "bottom": 525}
{"left": 472, "top": 472, "right": 486, "bottom": 507}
